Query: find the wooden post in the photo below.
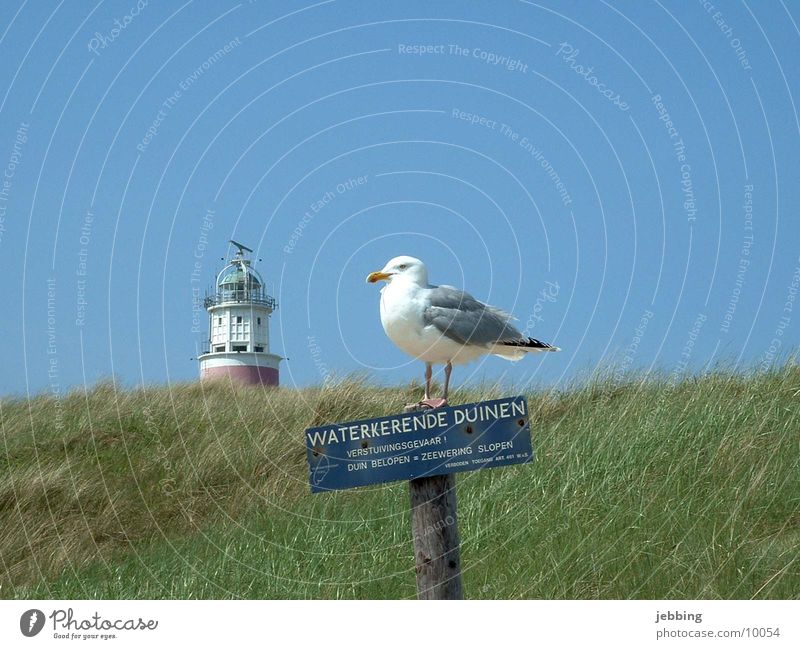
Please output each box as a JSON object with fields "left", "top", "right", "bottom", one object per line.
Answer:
{"left": 406, "top": 405, "right": 463, "bottom": 599}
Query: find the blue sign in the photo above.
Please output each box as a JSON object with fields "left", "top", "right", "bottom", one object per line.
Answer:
{"left": 305, "top": 396, "right": 533, "bottom": 493}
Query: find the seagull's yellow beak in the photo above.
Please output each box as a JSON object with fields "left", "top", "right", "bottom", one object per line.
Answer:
{"left": 366, "top": 270, "right": 392, "bottom": 284}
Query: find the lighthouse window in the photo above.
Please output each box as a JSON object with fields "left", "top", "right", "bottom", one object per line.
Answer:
{"left": 236, "top": 316, "right": 243, "bottom": 324}
{"left": 232, "top": 344, "right": 247, "bottom": 352}
{"left": 257, "top": 317, "right": 261, "bottom": 325}
{"left": 254, "top": 346, "right": 264, "bottom": 352}
{"left": 218, "top": 317, "right": 222, "bottom": 325}
{"left": 214, "top": 345, "right": 225, "bottom": 352}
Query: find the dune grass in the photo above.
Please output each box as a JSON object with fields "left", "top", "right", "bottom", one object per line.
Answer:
{"left": 1, "top": 365, "right": 798, "bottom": 599}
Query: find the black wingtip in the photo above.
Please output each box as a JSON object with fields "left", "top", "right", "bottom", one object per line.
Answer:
{"left": 503, "top": 337, "right": 560, "bottom": 351}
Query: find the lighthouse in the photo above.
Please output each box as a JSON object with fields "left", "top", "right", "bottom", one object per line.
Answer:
{"left": 198, "top": 240, "right": 281, "bottom": 385}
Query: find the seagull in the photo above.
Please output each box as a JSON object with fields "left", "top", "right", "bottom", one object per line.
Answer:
{"left": 366, "top": 255, "right": 560, "bottom": 408}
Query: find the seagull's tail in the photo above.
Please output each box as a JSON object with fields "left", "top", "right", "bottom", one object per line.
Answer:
{"left": 491, "top": 337, "right": 560, "bottom": 361}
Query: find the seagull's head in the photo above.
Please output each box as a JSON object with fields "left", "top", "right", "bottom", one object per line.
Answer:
{"left": 366, "top": 256, "right": 428, "bottom": 286}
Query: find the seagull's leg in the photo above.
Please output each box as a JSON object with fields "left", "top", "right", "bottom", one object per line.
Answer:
{"left": 419, "top": 362, "right": 447, "bottom": 409}
{"left": 424, "top": 363, "right": 432, "bottom": 400}
{"left": 443, "top": 361, "right": 453, "bottom": 402}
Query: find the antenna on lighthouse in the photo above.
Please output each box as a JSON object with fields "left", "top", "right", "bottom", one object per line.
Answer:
{"left": 229, "top": 240, "right": 252, "bottom": 257}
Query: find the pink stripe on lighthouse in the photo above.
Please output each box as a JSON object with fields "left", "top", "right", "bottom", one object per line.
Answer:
{"left": 201, "top": 364, "right": 279, "bottom": 386}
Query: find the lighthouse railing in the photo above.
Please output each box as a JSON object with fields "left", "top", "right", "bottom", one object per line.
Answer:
{"left": 203, "top": 289, "right": 277, "bottom": 310}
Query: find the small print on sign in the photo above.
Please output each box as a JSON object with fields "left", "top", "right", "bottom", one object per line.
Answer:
{"left": 305, "top": 396, "right": 533, "bottom": 492}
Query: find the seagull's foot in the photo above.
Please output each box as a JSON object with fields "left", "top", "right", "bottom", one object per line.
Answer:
{"left": 405, "top": 398, "right": 447, "bottom": 410}
{"left": 419, "top": 397, "right": 448, "bottom": 410}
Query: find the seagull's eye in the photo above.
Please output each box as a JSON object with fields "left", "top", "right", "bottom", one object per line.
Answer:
{"left": 398, "top": 264, "right": 408, "bottom": 270}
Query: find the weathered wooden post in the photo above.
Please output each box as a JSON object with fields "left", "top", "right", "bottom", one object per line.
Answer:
{"left": 406, "top": 404, "right": 463, "bottom": 599}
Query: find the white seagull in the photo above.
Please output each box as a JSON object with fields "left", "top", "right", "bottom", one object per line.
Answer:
{"left": 366, "top": 255, "right": 560, "bottom": 408}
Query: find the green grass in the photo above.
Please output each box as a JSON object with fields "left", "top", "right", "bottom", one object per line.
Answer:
{"left": 1, "top": 366, "right": 798, "bottom": 599}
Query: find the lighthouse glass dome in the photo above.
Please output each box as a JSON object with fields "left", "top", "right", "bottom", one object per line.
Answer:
{"left": 204, "top": 260, "right": 277, "bottom": 309}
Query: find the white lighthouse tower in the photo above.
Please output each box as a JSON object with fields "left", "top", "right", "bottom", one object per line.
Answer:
{"left": 198, "top": 241, "right": 281, "bottom": 385}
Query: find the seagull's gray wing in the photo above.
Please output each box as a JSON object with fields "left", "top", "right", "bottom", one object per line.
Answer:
{"left": 422, "top": 285, "right": 524, "bottom": 346}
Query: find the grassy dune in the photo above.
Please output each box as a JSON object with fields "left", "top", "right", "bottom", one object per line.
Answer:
{"left": 1, "top": 366, "right": 798, "bottom": 599}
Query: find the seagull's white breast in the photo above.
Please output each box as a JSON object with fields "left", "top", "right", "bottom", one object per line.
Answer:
{"left": 378, "top": 280, "right": 485, "bottom": 365}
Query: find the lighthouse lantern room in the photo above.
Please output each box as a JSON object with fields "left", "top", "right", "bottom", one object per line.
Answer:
{"left": 198, "top": 240, "right": 281, "bottom": 385}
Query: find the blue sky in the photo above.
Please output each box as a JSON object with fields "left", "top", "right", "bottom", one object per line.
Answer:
{"left": 1, "top": 0, "right": 798, "bottom": 396}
